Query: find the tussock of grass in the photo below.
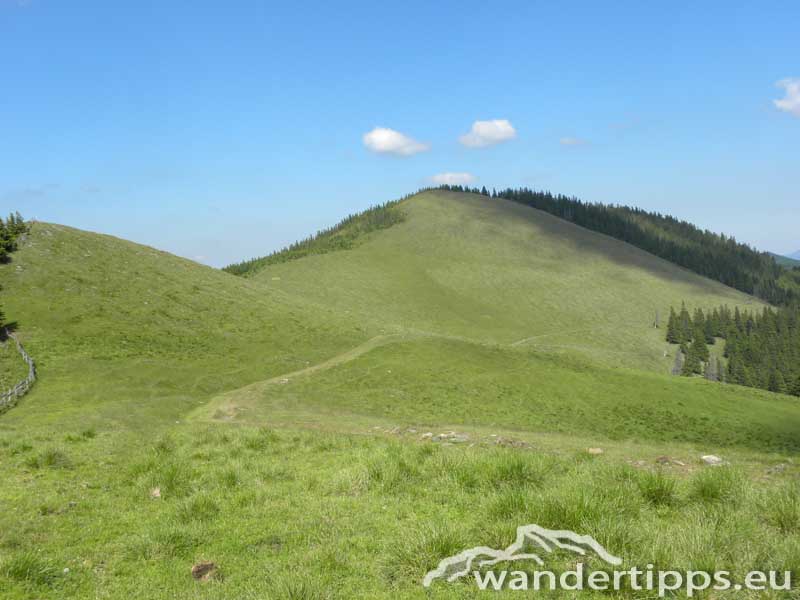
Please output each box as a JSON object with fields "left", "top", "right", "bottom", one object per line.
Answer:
{"left": 176, "top": 494, "right": 220, "bottom": 523}
{"left": 24, "top": 448, "right": 70, "bottom": 470}
{"left": 636, "top": 470, "right": 678, "bottom": 506}
{"left": 689, "top": 467, "right": 745, "bottom": 505}
{"left": 64, "top": 427, "right": 96, "bottom": 443}
{"left": 1, "top": 551, "right": 56, "bottom": 586}
{"left": 243, "top": 427, "right": 278, "bottom": 451}
{"left": 762, "top": 483, "right": 800, "bottom": 533}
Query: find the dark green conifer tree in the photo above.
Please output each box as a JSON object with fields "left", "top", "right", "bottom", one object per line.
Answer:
{"left": 666, "top": 307, "right": 680, "bottom": 343}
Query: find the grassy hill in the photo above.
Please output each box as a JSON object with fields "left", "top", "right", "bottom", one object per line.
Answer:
{"left": 246, "top": 190, "right": 761, "bottom": 373}
{"left": 771, "top": 252, "right": 800, "bottom": 268}
{"left": 0, "top": 223, "right": 369, "bottom": 428}
{"left": 1, "top": 194, "right": 798, "bottom": 599}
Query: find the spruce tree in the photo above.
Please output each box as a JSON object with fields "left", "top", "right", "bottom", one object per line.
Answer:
{"left": 666, "top": 307, "right": 680, "bottom": 343}
{"left": 679, "top": 303, "right": 692, "bottom": 343}
{"left": 692, "top": 324, "right": 710, "bottom": 362}
{"left": 682, "top": 343, "right": 702, "bottom": 376}
{"left": 791, "top": 375, "right": 800, "bottom": 397}
{"left": 768, "top": 370, "right": 788, "bottom": 395}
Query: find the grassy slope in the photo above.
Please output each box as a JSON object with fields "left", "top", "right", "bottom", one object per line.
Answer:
{"left": 1, "top": 200, "right": 799, "bottom": 598}
{"left": 771, "top": 252, "right": 800, "bottom": 268}
{"left": 207, "top": 335, "right": 800, "bottom": 453}
{"left": 251, "top": 191, "right": 761, "bottom": 373}
{"left": 0, "top": 223, "right": 368, "bottom": 429}
{"left": 0, "top": 339, "right": 27, "bottom": 391}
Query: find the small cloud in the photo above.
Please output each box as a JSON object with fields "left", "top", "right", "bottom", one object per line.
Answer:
{"left": 0, "top": 183, "right": 59, "bottom": 203}
{"left": 774, "top": 78, "right": 800, "bottom": 117}
{"left": 459, "top": 119, "right": 516, "bottom": 148}
{"left": 362, "top": 127, "right": 429, "bottom": 156}
{"left": 560, "top": 137, "right": 588, "bottom": 146}
{"left": 430, "top": 172, "right": 476, "bottom": 186}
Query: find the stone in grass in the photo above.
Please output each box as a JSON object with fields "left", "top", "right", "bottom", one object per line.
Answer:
{"left": 700, "top": 455, "right": 725, "bottom": 466}
{"left": 150, "top": 487, "right": 161, "bottom": 500}
{"left": 191, "top": 561, "right": 220, "bottom": 582}
{"left": 587, "top": 448, "right": 604, "bottom": 455}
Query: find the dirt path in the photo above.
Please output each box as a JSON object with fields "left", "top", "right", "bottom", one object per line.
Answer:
{"left": 192, "top": 333, "right": 414, "bottom": 421}
{"left": 195, "top": 324, "right": 638, "bottom": 423}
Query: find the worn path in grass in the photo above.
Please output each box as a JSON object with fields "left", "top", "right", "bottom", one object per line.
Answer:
{"left": 194, "top": 333, "right": 413, "bottom": 421}
{"left": 194, "top": 328, "right": 504, "bottom": 422}
{"left": 196, "top": 323, "right": 593, "bottom": 424}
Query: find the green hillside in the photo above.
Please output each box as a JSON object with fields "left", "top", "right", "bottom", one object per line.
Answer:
{"left": 771, "top": 252, "right": 800, "bottom": 268}
{"left": 1, "top": 195, "right": 799, "bottom": 599}
{"left": 0, "top": 223, "right": 368, "bottom": 427}
{"left": 247, "top": 190, "right": 761, "bottom": 373}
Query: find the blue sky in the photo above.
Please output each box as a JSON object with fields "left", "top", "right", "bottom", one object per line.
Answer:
{"left": 1, "top": 0, "right": 798, "bottom": 266}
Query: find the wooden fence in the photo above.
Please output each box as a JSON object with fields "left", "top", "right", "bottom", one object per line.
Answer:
{"left": 0, "top": 331, "right": 36, "bottom": 412}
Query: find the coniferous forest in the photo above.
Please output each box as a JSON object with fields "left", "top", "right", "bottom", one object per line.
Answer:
{"left": 437, "top": 185, "right": 800, "bottom": 307}
{"left": 665, "top": 303, "right": 800, "bottom": 396}
{"left": 223, "top": 195, "right": 411, "bottom": 275}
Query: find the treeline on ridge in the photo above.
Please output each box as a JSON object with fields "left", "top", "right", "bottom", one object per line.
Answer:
{"left": 0, "top": 212, "right": 27, "bottom": 264}
{"left": 666, "top": 303, "right": 800, "bottom": 396}
{"left": 0, "top": 212, "right": 29, "bottom": 331}
{"left": 223, "top": 194, "right": 414, "bottom": 276}
{"left": 437, "top": 185, "right": 799, "bottom": 306}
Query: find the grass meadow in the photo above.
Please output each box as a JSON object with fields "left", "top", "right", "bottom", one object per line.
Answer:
{"left": 1, "top": 424, "right": 798, "bottom": 598}
{"left": 0, "top": 191, "right": 798, "bottom": 598}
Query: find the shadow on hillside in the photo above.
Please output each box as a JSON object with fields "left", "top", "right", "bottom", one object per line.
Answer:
{"left": 445, "top": 192, "right": 759, "bottom": 302}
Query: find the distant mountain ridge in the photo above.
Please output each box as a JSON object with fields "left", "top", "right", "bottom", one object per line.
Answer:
{"left": 790, "top": 250, "right": 800, "bottom": 260}
{"left": 770, "top": 252, "right": 800, "bottom": 268}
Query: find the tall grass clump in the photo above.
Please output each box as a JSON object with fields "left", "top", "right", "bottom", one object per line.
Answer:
{"left": 636, "top": 470, "right": 678, "bottom": 507}
{"left": 1, "top": 551, "right": 56, "bottom": 586}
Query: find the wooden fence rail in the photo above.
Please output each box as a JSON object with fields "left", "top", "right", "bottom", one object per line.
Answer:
{"left": 0, "top": 331, "right": 36, "bottom": 412}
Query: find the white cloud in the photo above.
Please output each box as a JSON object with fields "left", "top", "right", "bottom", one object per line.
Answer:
{"left": 774, "top": 78, "right": 800, "bottom": 117}
{"left": 430, "top": 172, "right": 476, "bottom": 186}
{"left": 459, "top": 119, "right": 516, "bottom": 148}
{"left": 362, "top": 127, "right": 429, "bottom": 156}
{"left": 559, "top": 137, "right": 588, "bottom": 146}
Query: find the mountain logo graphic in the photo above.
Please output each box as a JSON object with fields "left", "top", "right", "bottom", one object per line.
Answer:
{"left": 423, "top": 524, "right": 623, "bottom": 588}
